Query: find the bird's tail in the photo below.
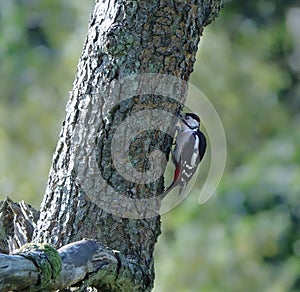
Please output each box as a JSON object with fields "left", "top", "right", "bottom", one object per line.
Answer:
{"left": 161, "top": 166, "right": 184, "bottom": 199}
{"left": 160, "top": 182, "right": 176, "bottom": 199}
{"left": 161, "top": 180, "right": 185, "bottom": 199}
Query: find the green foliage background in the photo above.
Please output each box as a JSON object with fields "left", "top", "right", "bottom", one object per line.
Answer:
{"left": 1, "top": 1, "right": 300, "bottom": 291}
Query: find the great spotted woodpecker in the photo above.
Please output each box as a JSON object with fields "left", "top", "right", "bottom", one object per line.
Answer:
{"left": 162, "top": 113, "right": 206, "bottom": 198}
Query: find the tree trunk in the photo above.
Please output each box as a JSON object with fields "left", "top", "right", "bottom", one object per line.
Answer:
{"left": 1, "top": 0, "right": 223, "bottom": 291}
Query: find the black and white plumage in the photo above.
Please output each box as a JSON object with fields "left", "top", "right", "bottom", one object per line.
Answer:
{"left": 162, "top": 113, "right": 206, "bottom": 198}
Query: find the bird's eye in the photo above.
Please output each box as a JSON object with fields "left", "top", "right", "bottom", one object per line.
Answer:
{"left": 186, "top": 116, "right": 190, "bottom": 119}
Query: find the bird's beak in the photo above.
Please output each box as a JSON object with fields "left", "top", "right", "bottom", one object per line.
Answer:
{"left": 175, "top": 113, "right": 183, "bottom": 127}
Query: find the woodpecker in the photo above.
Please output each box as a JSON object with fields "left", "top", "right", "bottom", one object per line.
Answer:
{"left": 162, "top": 113, "right": 206, "bottom": 198}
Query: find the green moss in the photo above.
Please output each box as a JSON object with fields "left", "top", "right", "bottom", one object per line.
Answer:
{"left": 16, "top": 243, "right": 62, "bottom": 291}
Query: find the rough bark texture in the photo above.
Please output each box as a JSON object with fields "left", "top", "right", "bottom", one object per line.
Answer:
{"left": 0, "top": 198, "right": 39, "bottom": 254}
{"left": 29, "top": 0, "right": 223, "bottom": 290}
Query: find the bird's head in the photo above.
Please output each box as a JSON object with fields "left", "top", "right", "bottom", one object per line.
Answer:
{"left": 177, "top": 113, "right": 200, "bottom": 130}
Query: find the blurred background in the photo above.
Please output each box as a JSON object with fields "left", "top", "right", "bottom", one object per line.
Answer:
{"left": 1, "top": 1, "right": 300, "bottom": 291}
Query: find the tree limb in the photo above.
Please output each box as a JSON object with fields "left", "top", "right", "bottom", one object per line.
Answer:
{"left": 0, "top": 239, "right": 145, "bottom": 291}
{"left": 0, "top": 199, "right": 145, "bottom": 291}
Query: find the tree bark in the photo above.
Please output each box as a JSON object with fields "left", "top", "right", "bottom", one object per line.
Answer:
{"left": 1, "top": 0, "right": 223, "bottom": 291}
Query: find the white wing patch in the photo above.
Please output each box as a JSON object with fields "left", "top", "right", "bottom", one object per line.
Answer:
{"left": 190, "top": 134, "right": 199, "bottom": 167}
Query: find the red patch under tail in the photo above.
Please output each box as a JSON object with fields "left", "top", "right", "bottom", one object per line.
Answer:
{"left": 173, "top": 165, "right": 180, "bottom": 182}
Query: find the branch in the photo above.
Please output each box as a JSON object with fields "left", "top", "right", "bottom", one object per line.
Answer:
{"left": 0, "top": 200, "right": 144, "bottom": 291}
{"left": 0, "top": 197, "right": 39, "bottom": 254}
{"left": 0, "top": 239, "right": 143, "bottom": 291}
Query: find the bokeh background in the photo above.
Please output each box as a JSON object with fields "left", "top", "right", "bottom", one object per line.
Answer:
{"left": 1, "top": 1, "right": 300, "bottom": 291}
